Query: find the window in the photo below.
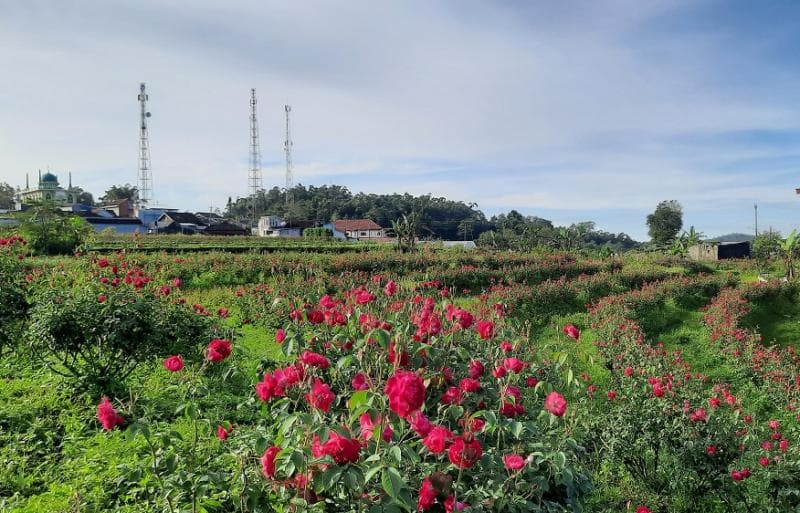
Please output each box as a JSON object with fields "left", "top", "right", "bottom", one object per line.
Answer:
{"left": 360, "top": 232, "right": 367, "bottom": 237}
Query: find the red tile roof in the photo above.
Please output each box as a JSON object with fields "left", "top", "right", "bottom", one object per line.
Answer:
{"left": 333, "top": 219, "right": 383, "bottom": 232}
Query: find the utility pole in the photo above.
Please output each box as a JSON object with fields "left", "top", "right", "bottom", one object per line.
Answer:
{"left": 137, "top": 83, "right": 153, "bottom": 209}
{"left": 754, "top": 203, "right": 758, "bottom": 237}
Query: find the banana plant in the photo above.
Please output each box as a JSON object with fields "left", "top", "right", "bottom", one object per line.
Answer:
{"left": 779, "top": 229, "right": 798, "bottom": 280}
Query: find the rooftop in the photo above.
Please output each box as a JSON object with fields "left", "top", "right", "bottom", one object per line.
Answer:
{"left": 333, "top": 219, "right": 382, "bottom": 232}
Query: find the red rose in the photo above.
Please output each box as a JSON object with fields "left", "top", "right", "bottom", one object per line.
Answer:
{"left": 275, "top": 329, "right": 286, "bottom": 344}
{"left": 409, "top": 410, "right": 433, "bottom": 437}
{"left": 440, "top": 387, "right": 463, "bottom": 405}
{"left": 256, "top": 373, "right": 279, "bottom": 401}
{"left": 217, "top": 424, "right": 232, "bottom": 441}
{"left": 606, "top": 390, "right": 616, "bottom": 400}
{"left": 459, "top": 378, "right": 480, "bottom": 393}
{"left": 563, "top": 324, "right": 580, "bottom": 340}
{"left": 448, "top": 436, "right": 482, "bottom": 469}
{"left": 306, "top": 379, "right": 335, "bottom": 412}
{"left": 476, "top": 320, "right": 494, "bottom": 340}
{"left": 352, "top": 371, "right": 369, "bottom": 390}
{"left": 163, "top": 355, "right": 184, "bottom": 372}
{"left": 544, "top": 391, "right": 567, "bottom": 417}
{"left": 261, "top": 446, "right": 281, "bottom": 479}
{"left": 356, "top": 289, "right": 376, "bottom": 304}
{"left": 690, "top": 408, "right": 707, "bottom": 423}
{"left": 651, "top": 382, "right": 665, "bottom": 397}
{"left": 423, "top": 425, "right": 453, "bottom": 454}
{"left": 207, "top": 339, "right": 232, "bottom": 362}
{"left": 319, "top": 430, "right": 361, "bottom": 464}
{"left": 385, "top": 370, "right": 426, "bottom": 418}
{"left": 503, "top": 357, "right": 526, "bottom": 373}
{"left": 468, "top": 360, "right": 484, "bottom": 379}
{"left": 706, "top": 445, "right": 717, "bottom": 456}
{"left": 307, "top": 310, "right": 325, "bottom": 324}
{"left": 418, "top": 477, "right": 436, "bottom": 511}
{"left": 96, "top": 396, "right": 125, "bottom": 430}
{"left": 759, "top": 457, "right": 770, "bottom": 467}
{"left": 300, "top": 350, "right": 330, "bottom": 369}
{"left": 503, "top": 454, "right": 525, "bottom": 470}
{"left": 636, "top": 507, "right": 651, "bottom": 513}
{"left": 384, "top": 280, "right": 397, "bottom": 296}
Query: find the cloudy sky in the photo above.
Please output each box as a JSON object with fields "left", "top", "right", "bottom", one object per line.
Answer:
{"left": 1, "top": 0, "right": 799, "bottom": 239}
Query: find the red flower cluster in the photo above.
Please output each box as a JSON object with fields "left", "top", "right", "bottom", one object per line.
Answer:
{"left": 385, "top": 370, "right": 426, "bottom": 418}
{"left": 96, "top": 396, "right": 125, "bottom": 430}
{"left": 312, "top": 431, "right": 361, "bottom": 464}
{"left": 207, "top": 339, "right": 232, "bottom": 362}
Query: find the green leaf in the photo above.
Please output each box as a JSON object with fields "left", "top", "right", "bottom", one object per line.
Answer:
{"left": 388, "top": 445, "right": 402, "bottom": 465}
{"left": 381, "top": 466, "right": 406, "bottom": 500}
{"left": 365, "top": 464, "right": 383, "bottom": 482}
{"left": 349, "top": 390, "right": 369, "bottom": 411}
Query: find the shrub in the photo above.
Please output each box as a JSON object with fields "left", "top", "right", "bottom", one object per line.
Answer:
{"left": 27, "top": 288, "right": 213, "bottom": 389}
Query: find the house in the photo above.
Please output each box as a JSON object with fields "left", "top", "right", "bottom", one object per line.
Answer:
{"left": 101, "top": 199, "right": 135, "bottom": 218}
{"left": 688, "top": 241, "right": 751, "bottom": 261}
{"left": 257, "top": 215, "right": 314, "bottom": 237}
{"left": 155, "top": 212, "right": 207, "bottom": 234}
{"left": 203, "top": 220, "right": 250, "bottom": 236}
{"left": 195, "top": 212, "right": 225, "bottom": 226}
{"left": 332, "top": 219, "right": 386, "bottom": 241}
{"left": 322, "top": 222, "right": 347, "bottom": 240}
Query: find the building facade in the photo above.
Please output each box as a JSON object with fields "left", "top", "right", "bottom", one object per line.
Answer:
{"left": 17, "top": 171, "right": 81, "bottom": 206}
{"left": 332, "top": 219, "right": 386, "bottom": 241}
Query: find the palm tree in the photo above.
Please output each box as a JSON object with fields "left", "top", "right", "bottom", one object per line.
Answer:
{"left": 779, "top": 229, "right": 798, "bottom": 280}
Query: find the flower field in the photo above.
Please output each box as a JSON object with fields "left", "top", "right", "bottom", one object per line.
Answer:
{"left": 1, "top": 239, "right": 800, "bottom": 513}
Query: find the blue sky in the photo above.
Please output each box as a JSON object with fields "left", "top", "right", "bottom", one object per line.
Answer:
{"left": 1, "top": 0, "right": 799, "bottom": 240}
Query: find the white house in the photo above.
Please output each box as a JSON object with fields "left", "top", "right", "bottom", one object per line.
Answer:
{"left": 332, "top": 219, "right": 386, "bottom": 241}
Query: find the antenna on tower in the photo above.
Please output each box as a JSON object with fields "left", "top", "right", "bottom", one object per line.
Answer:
{"left": 248, "top": 88, "right": 262, "bottom": 229}
{"left": 137, "top": 83, "right": 153, "bottom": 209}
{"left": 284, "top": 104, "right": 293, "bottom": 207}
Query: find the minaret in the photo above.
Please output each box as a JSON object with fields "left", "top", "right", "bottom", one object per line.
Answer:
{"left": 38, "top": 169, "right": 41, "bottom": 186}
{"left": 25, "top": 173, "right": 29, "bottom": 190}
{"left": 69, "top": 172, "right": 72, "bottom": 189}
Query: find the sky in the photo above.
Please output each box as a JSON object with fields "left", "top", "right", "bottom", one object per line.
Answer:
{"left": 1, "top": 0, "right": 800, "bottom": 240}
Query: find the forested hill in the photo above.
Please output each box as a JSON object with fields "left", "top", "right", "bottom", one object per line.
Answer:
{"left": 225, "top": 184, "right": 639, "bottom": 249}
{"left": 226, "top": 185, "right": 489, "bottom": 240}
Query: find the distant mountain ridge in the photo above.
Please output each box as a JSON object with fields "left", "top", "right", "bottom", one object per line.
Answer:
{"left": 707, "top": 233, "right": 754, "bottom": 243}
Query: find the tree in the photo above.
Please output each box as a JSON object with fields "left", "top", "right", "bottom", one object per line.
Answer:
{"left": 752, "top": 230, "right": 782, "bottom": 271}
{"left": 779, "top": 230, "right": 799, "bottom": 280}
{"left": 100, "top": 184, "right": 138, "bottom": 203}
{"left": 647, "top": 200, "right": 683, "bottom": 246}
{"left": 16, "top": 201, "right": 93, "bottom": 255}
{"left": 0, "top": 182, "right": 15, "bottom": 209}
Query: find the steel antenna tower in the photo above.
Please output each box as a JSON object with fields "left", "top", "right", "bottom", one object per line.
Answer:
{"left": 248, "top": 89, "right": 262, "bottom": 227}
{"left": 284, "top": 104, "right": 293, "bottom": 207}
{"left": 137, "top": 83, "right": 153, "bottom": 209}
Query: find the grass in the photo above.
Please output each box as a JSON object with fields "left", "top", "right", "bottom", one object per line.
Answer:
{"left": 741, "top": 295, "right": 800, "bottom": 347}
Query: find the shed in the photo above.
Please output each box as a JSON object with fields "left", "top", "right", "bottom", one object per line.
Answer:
{"left": 688, "top": 241, "right": 750, "bottom": 261}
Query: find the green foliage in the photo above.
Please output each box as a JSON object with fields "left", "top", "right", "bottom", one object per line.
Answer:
{"left": 17, "top": 203, "right": 93, "bottom": 255}
{"left": 647, "top": 200, "right": 683, "bottom": 246}
{"left": 26, "top": 287, "right": 213, "bottom": 390}
{"left": 0, "top": 256, "right": 28, "bottom": 355}
{"left": 0, "top": 181, "right": 15, "bottom": 209}
{"left": 303, "top": 227, "right": 333, "bottom": 239}
{"left": 100, "top": 183, "right": 138, "bottom": 203}
{"left": 752, "top": 230, "right": 782, "bottom": 272}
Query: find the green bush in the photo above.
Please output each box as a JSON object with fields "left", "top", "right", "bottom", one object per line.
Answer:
{"left": 26, "top": 288, "right": 213, "bottom": 390}
{"left": 0, "top": 256, "right": 28, "bottom": 356}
